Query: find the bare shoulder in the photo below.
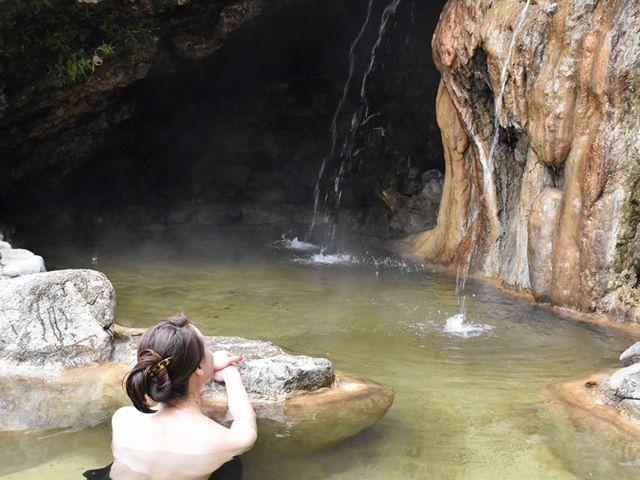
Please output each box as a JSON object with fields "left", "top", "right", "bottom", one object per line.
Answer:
{"left": 112, "top": 406, "right": 140, "bottom": 427}
{"left": 191, "top": 415, "right": 234, "bottom": 445}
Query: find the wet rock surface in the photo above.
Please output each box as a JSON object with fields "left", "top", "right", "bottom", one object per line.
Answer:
{"left": 398, "top": 0, "right": 640, "bottom": 322}
{"left": 0, "top": 269, "right": 115, "bottom": 367}
{"left": 0, "top": 1, "right": 447, "bottom": 242}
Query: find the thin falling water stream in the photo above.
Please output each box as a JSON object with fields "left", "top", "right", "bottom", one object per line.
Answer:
{"left": 308, "top": 0, "right": 404, "bottom": 243}
{"left": 308, "top": 0, "right": 375, "bottom": 240}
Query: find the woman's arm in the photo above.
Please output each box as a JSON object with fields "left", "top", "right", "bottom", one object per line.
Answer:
{"left": 218, "top": 365, "right": 257, "bottom": 452}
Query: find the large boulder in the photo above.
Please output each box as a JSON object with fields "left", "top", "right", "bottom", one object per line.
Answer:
{"left": 397, "top": 0, "right": 640, "bottom": 322}
{"left": 0, "top": 269, "right": 115, "bottom": 367}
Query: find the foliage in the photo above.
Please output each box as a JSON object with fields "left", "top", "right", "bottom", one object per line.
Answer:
{"left": 0, "top": 0, "right": 159, "bottom": 89}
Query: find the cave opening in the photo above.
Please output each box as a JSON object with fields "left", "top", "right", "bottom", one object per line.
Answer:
{"left": 0, "top": 0, "right": 448, "bottom": 243}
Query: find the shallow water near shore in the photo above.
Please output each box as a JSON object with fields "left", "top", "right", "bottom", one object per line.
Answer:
{"left": 2, "top": 226, "right": 640, "bottom": 479}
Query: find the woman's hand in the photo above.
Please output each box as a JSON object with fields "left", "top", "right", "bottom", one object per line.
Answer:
{"left": 212, "top": 350, "right": 243, "bottom": 382}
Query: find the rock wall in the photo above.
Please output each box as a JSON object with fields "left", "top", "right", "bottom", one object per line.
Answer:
{"left": 396, "top": 0, "right": 640, "bottom": 322}
{"left": 0, "top": 0, "right": 295, "bottom": 200}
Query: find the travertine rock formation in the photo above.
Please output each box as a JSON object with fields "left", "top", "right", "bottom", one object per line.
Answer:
{"left": 395, "top": 0, "right": 640, "bottom": 322}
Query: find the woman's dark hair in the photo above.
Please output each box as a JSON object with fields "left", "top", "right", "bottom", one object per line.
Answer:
{"left": 125, "top": 313, "right": 205, "bottom": 413}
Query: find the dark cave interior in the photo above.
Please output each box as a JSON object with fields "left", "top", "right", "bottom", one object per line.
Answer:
{"left": 0, "top": 0, "right": 448, "bottom": 241}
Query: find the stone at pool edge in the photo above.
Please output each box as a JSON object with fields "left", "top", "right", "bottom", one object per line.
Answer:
{"left": 0, "top": 269, "right": 115, "bottom": 367}
{"left": 603, "top": 363, "right": 640, "bottom": 401}
{"left": 620, "top": 341, "right": 640, "bottom": 367}
{"left": 0, "top": 247, "right": 46, "bottom": 278}
{"left": 114, "top": 327, "right": 336, "bottom": 401}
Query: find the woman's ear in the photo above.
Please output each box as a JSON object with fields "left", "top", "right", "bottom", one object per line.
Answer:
{"left": 195, "top": 365, "right": 204, "bottom": 377}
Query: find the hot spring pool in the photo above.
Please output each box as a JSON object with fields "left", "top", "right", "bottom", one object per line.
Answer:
{"left": 1, "top": 226, "right": 639, "bottom": 479}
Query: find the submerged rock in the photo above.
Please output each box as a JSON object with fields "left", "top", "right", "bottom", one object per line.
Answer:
{"left": 0, "top": 269, "right": 115, "bottom": 367}
{"left": 620, "top": 342, "right": 640, "bottom": 367}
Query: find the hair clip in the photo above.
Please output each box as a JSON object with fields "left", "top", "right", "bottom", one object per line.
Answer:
{"left": 149, "top": 357, "right": 173, "bottom": 377}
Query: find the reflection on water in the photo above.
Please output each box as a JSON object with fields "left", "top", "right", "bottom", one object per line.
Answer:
{"left": 1, "top": 226, "right": 639, "bottom": 479}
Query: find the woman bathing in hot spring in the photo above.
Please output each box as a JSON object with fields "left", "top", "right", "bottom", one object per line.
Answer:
{"left": 84, "top": 313, "right": 256, "bottom": 480}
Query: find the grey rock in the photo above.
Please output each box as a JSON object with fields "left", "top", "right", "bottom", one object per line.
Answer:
{"left": 204, "top": 353, "right": 334, "bottom": 401}
{"left": 1, "top": 255, "right": 46, "bottom": 278}
{"left": 115, "top": 333, "right": 335, "bottom": 400}
{"left": 607, "top": 363, "right": 640, "bottom": 400}
{"left": 618, "top": 399, "right": 640, "bottom": 419}
{"left": 0, "top": 248, "right": 46, "bottom": 278}
{"left": 0, "top": 248, "right": 35, "bottom": 261}
{"left": 0, "top": 240, "right": 11, "bottom": 249}
{"left": 204, "top": 336, "right": 284, "bottom": 360}
{"left": 620, "top": 342, "right": 640, "bottom": 367}
{"left": 0, "top": 269, "right": 116, "bottom": 367}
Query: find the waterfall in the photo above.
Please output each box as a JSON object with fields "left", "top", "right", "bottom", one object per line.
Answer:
{"left": 487, "top": 0, "right": 531, "bottom": 168}
{"left": 460, "top": 0, "right": 530, "bottom": 275}
{"left": 307, "top": 0, "right": 375, "bottom": 239}
{"left": 451, "top": 0, "right": 531, "bottom": 327}
{"left": 307, "top": 0, "right": 404, "bottom": 241}
{"left": 333, "top": 0, "right": 403, "bottom": 211}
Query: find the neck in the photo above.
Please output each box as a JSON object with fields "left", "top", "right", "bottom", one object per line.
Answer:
{"left": 165, "top": 389, "right": 202, "bottom": 412}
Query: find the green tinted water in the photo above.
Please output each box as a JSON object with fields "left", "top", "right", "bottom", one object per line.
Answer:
{"left": 2, "top": 227, "right": 639, "bottom": 479}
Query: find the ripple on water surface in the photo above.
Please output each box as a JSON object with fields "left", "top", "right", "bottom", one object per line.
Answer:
{"left": 3, "top": 226, "right": 640, "bottom": 480}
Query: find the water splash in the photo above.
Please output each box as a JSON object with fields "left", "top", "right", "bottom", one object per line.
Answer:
{"left": 443, "top": 313, "right": 494, "bottom": 338}
{"left": 295, "top": 252, "right": 355, "bottom": 265}
{"left": 274, "top": 236, "right": 319, "bottom": 251}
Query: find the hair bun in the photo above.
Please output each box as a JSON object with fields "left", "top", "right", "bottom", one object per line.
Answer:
{"left": 124, "top": 314, "right": 204, "bottom": 413}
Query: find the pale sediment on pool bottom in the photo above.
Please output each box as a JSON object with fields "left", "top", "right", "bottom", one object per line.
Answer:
{"left": 0, "top": 268, "right": 393, "bottom": 447}
{"left": 548, "top": 341, "right": 640, "bottom": 439}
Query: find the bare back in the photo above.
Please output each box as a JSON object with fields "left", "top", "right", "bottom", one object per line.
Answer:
{"left": 110, "top": 406, "right": 250, "bottom": 480}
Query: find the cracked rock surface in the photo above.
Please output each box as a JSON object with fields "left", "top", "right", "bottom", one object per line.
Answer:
{"left": 0, "top": 269, "right": 115, "bottom": 367}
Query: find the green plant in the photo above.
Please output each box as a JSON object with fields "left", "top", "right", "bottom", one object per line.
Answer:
{"left": 0, "top": 0, "right": 159, "bottom": 89}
